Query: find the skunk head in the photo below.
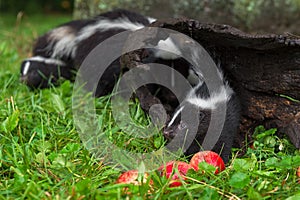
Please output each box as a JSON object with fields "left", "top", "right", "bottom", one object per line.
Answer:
{"left": 163, "top": 100, "right": 210, "bottom": 141}
{"left": 20, "top": 56, "right": 70, "bottom": 88}
{"left": 163, "top": 82, "right": 235, "bottom": 153}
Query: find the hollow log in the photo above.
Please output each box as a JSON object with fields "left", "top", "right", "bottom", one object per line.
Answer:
{"left": 122, "top": 18, "right": 300, "bottom": 149}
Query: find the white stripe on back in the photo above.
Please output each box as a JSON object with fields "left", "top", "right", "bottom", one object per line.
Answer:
{"left": 75, "top": 17, "right": 146, "bottom": 43}
{"left": 50, "top": 17, "right": 147, "bottom": 59}
{"left": 51, "top": 34, "right": 76, "bottom": 59}
{"left": 147, "top": 17, "right": 156, "bottom": 23}
{"left": 49, "top": 26, "right": 74, "bottom": 40}
{"left": 154, "top": 37, "right": 182, "bottom": 60}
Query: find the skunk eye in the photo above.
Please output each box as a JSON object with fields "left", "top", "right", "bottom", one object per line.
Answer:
{"left": 179, "top": 121, "right": 187, "bottom": 130}
{"left": 199, "top": 112, "right": 205, "bottom": 122}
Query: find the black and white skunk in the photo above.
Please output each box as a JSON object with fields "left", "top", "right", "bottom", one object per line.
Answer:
{"left": 162, "top": 61, "right": 240, "bottom": 163}
{"left": 143, "top": 37, "right": 240, "bottom": 162}
{"left": 20, "top": 9, "right": 155, "bottom": 89}
{"left": 20, "top": 9, "right": 240, "bottom": 163}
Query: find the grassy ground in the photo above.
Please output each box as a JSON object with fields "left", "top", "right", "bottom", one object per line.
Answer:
{"left": 0, "top": 13, "right": 300, "bottom": 199}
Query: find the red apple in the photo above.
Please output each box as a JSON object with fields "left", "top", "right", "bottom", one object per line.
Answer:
{"left": 297, "top": 166, "right": 300, "bottom": 178}
{"left": 116, "top": 170, "right": 151, "bottom": 185}
{"left": 158, "top": 161, "right": 192, "bottom": 187}
{"left": 190, "top": 151, "right": 225, "bottom": 174}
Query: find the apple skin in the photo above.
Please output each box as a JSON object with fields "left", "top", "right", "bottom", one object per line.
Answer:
{"left": 190, "top": 151, "right": 225, "bottom": 174}
{"left": 116, "top": 170, "right": 150, "bottom": 185}
{"left": 158, "top": 161, "right": 192, "bottom": 187}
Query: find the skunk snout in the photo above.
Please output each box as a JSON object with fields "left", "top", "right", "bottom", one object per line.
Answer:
{"left": 163, "top": 127, "right": 175, "bottom": 141}
{"left": 163, "top": 120, "right": 188, "bottom": 141}
{"left": 20, "top": 74, "right": 27, "bottom": 83}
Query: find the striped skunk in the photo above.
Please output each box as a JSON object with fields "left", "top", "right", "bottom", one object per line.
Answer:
{"left": 162, "top": 59, "right": 240, "bottom": 163}
{"left": 145, "top": 37, "right": 240, "bottom": 162}
{"left": 20, "top": 9, "right": 240, "bottom": 163}
{"left": 20, "top": 9, "right": 155, "bottom": 91}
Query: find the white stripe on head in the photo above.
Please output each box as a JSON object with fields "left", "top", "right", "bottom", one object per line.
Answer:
{"left": 22, "top": 61, "right": 30, "bottom": 75}
{"left": 167, "top": 106, "right": 185, "bottom": 127}
{"left": 187, "top": 85, "right": 233, "bottom": 109}
{"left": 25, "top": 56, "right": 66, "bottom": 66}
{"left": 154, "top": 37, "right": 182, "bottom": 60}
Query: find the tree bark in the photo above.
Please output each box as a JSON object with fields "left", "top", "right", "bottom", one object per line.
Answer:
{"left": 122, "top": 18, "right": 300, "bottom": 149}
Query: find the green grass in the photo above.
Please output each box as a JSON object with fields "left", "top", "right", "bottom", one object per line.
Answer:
{"left": 0, "top": 13, "right": 300, "bottom": 199}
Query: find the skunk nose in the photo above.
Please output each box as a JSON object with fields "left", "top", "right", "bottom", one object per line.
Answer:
{"left": 20, "top": 75, "right": 28, "bottom": 83}
{"left": 163, "top": 127, "right": 175, "bottom": 140}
